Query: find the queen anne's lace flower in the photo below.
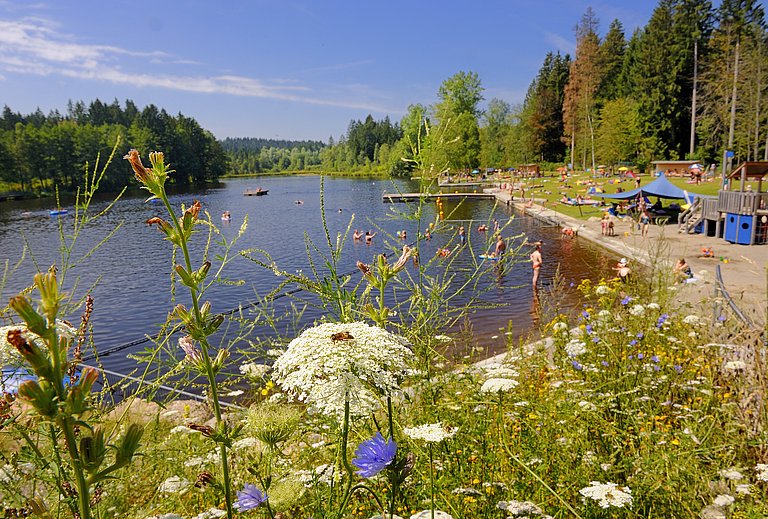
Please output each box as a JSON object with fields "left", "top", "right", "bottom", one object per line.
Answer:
{"left": 480, "top": 378, "right": 518, "bottom": 393}
{"left": 682, "top": 314, "right": 700, "bottom": 325}
{"left": 629, "top": 305, "right": 645, "bottom": 317}
{"left": 565, "top": 340, "right": 587, "bottom": 357}
{"left": 272, "top": 322, "right": 413, "bottom": 421}
{"left": 0, "top": 322, "right": 77, "bottom": 366}
{"left": 157, "top": 476, "right": 191, "bottom": 494}
{"left": 755, "top": 463, "right": 768, "bottom": 481}
{"left": 713, "top": 495, "right": 734, "bottom": 507}
{"left": 579, "top": 481, "right": 632, "bottom": 508}
{"left": 404, "top": 422, "right": 458, "bottom": 442}
{"left": 595, "top": 285, "right": 610, "bottom": 295}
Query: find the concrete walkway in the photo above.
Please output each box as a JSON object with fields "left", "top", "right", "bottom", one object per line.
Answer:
{"left": 488, "top": 188, "right": 767, "bottom": 327}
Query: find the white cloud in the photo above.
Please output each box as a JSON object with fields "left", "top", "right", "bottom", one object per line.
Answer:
{"left": 0, "top": 17, "right": 393, "bottom": 113}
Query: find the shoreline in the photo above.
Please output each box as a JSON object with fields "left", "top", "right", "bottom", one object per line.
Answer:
{"left": 488, "top": 187, "right": 767, "bottom": 328}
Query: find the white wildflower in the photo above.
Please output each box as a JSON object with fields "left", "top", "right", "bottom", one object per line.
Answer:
{"left": 682, "top": 315, "right": 700, "bottom": 325}
{"left": 480, "top": 378, "right": 519, "bottom": 393}
{"left": 629, "top": 304, "right": 645, "bottom": 316}
{"left": 266, "top": 349, "right": 283, "bottom": 358}
{"left": 434, "top": 334, "right": 452, "bottom": 343}
{"left": 565, "top": 340, "right": 587, "bottom": 357}
{"left": 240, "top": 362, "right": 269, "bottom": 379}
{"left": 579, "top": 481, "right": 632, "bottom": 508}
{"left": 497, "top": 500, "right": 544, "bottom": 515}
{"left": 410, "top": 511, "right": 453, "bottom": 519}
{"left": 552, "top": 322, "right": 568, "bottom": 332}
{"left": 647, "top": 302, "right": 660, "bottom": 310}
{"left": 600, "top": 463, "right": 612, "bottom": 471}
{"left": 735, "top": 484, "right": 751, "bottom": 495}
{"left": 595, "top": 285, "right": 610, "bottom": 295}
{"left": 157, "top": 476, "right": 191, "bottom": 494}
{"left": 597, "top": 310, "right": 612, "bottom": 320}
{"left": 700, "top": 504, "right": 726, "bottom": 519}
{"left": 718, "top": 468, "right": 744, "bottom": 480}
{"left": 272, "top": 322, "right": 413, "bottom": 421}
{"left": 170, "top": 425, "right": 199, "bottom": 435}
{"left": 232, "top": 437, "right": 260, "bottom": 450}
{"left": 404, "top": 422, "right": 458, "bottom": 443}
{"left": 755, "top": 463, "right": 768, "bottom": 481}
{"left": 578, "top": 400, "right": 597, "bottom": 412}
{"left": 226, "top": 390, "right": 244, "bottom": 397}
{"left": 183, "top": 456, "right": 206, "bottom": 468}
{"left": 724, "top": 361, "right": 746, "bottom": 371}
{"left": 713, "top": 495, "right": 734, "bottom": 507}
{"left": 192, "top": 509, "right": 226, "bottom": 519}
{"left": 0, "top": 322, "right": 77, "bottom": 366}
{"left": 148, "top": 514, "right": 184, "bottom": 519}
{"left": 451, "top": 487, "right": 482, "bottom": 496}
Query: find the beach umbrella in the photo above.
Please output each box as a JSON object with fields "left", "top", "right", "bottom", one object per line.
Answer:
{"left": 618, "top": 166, "right": 629, "bottom": 171}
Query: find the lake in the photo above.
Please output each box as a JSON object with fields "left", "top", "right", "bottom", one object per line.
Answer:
{"left": 0, "top": 176, "right": 615, "bottom": 375}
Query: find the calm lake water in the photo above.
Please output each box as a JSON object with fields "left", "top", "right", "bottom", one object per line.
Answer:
{"left": 0, "top": 176, "right": 615, "bottom": 374}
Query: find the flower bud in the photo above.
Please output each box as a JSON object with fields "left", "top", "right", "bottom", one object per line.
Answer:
{"left": 80, "top": 428, "right": 106, "bottom": 474}
{"left": 124, "top": 149, "right": 152, "bottom": 184}
{"left": 34, "top": 271, "right": 60, "bottom": 322}
{"left": 6, "top": 329, "right": 53, "bottom": 380}
{"left": 17, "top": 379, "right": 58, "bottom": 418}
{"left": 8, "top": 296, "right": 48, "bottom": 338}
{"left": 211, "top": 348, "right": 229, "bottom": 373}
{"left": 114, "top": 423, "right": 143, "bottom": 468}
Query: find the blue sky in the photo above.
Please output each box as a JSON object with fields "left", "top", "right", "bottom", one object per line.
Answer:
{"left": 0, "top": 0, "right": 661, "bottom": 141}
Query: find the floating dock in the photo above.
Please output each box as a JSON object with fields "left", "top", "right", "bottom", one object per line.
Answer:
{"left": 382, "top": 192, "right": 496, "bottom": 203}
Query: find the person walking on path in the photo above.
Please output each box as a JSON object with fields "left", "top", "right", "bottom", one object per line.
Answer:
{"left": 530, "top": 241, "right": 543, "bottom": 287}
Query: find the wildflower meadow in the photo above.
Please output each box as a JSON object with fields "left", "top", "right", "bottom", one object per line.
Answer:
{"left": 1, "top": 150, "right": 766, "bottom": 519}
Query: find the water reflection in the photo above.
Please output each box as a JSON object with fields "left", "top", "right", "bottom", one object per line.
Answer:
{"left": 0, "top": 176, "right": 616, "bottom": 372}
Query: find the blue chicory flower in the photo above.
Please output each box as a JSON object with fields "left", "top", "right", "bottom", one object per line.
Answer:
{"left": 637, "top": 353, "right": 644, "bottom": 360}
{"left": 352, "top": 432, "right": 397, "bottom": 478}
{"left": 718, "top": 315, "right": 726, "bottom": 322}
{"left": 571, "top": 360, "right": 583, "bottom": 371}
{"left": 621, "top": 296, "right": 631, "bottom": 305}
{"left": 601, "top": 360, "right": 609, "bottom": 367}
{"left": 592, "top": 337, "right": 600, "bottom": 343}
{"left": 234, "top": 483, "right": 268, "bottom": 511}
{"left": 651, "top": 355, "right": 660, "bottom": 363}
{"left": 674, "top": 365, "right": 683, "bottom": 373}
{"left": 636, "top": 332, "right": 644, "bottom": 339}
{"left": 629, "top": 340, "right": 637, "bottom": 346}
{"left": 585, "top": 324, "right": 593, "bottom": 334}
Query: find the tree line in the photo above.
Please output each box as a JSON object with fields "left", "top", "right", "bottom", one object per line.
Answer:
{"left": 322, "top": 0, "right": 767, "bottom": 176}
{"left": 221, "top": 137, "right": 325, "bottom": 174}
{"left": 0, "top": 99, "right": 228, "bottom": 192}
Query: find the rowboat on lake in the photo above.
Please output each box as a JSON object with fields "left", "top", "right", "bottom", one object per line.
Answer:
{"left": 244, "top": 188, "right": 268, "bottom": 196}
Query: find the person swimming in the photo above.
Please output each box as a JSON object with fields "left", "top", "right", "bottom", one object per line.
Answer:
{"left": 365, "top": 231, "right": 376, "bottom": 244}
{"left": 353, "top": 229, "right": 363, "bottom": 241}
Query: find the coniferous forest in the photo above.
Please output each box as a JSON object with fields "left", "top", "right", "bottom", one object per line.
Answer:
{"left": 0, "top": 99, "right": 228, "bottom": 192}
{"left": 322, "top": 0, "right": 768, "bottom": 177}
{"left": 1, "top": 0, "right": 766, "bottom": 189}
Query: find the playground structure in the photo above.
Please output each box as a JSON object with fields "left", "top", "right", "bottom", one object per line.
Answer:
{"left": 680, "top": 161, "right": 768, "bottom": 245}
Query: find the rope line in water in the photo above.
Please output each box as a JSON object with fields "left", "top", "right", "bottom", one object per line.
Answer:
{"left": 83, "top": 243, "right": 416, "bottom": 361}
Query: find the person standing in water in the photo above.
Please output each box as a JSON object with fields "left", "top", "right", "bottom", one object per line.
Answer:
{"left": 530, "top": 241, "right": 543, "bottom": 287}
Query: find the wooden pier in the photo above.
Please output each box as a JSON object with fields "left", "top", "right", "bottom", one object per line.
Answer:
{"left": 382, "top": 192, "right": 496, "bottom": 203}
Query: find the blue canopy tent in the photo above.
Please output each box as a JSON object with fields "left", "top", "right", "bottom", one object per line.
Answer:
{"left": 600, "top": 174, "right": 695, "bottom": 203}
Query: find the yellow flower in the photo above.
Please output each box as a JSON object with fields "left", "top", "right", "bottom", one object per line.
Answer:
{"left": 670, "top": 438, "right": 680, "bottom": 445}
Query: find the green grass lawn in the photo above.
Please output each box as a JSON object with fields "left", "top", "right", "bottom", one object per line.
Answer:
{"left": 513, "top": 171, "right": 722, "bottom": 220}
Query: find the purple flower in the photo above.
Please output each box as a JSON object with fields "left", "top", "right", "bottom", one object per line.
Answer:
{"left": 674, "top": 365, "right": 683, "bottom": 373}
{"left": 651, "top": 355, "right": 660, "bottom": 363}
{"left": 637, "top": 353, "right": 644, "bottom": 360}
{"left": 585, "top": 324, "right": 593, "bottom": 334}
{"left": 621, "top": 296, "right": 631, "bottom": 305}
{"left": 235, "top": 483, "right": 268, "bottom": 511}
{"left": 352, "top": 432, "right": 396, "bottom": 478}
{"left": 571, "top": 360, "right": 583, "bottom": 371}
{"left": 636, "top": 332, "right": 644, "bottom": 339}
{"left": 601, "top": 360, "right": 609, "bottom": 367}
{"left": 582, "top": 311, "right": 590, "bottom": 320}
{"left": 570, "top": 282, "right": 575, "bottom": 287}
{"left": 629, "top": 339, "right": 637, "bottom": 346}
{"left": 656, "top": 314, "right": 668, "bottom": 328}
{"left": 592, "top": 337, "right": 600, "bottom": 343}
